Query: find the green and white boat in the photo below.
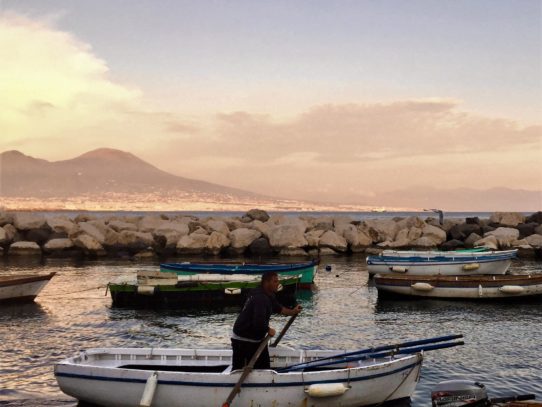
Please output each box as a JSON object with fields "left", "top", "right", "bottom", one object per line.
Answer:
{"left": 108, "top": 271, "right": 301, "bottom": 308}
{"left": 159, "top": 259, "right": 319, "bottom": 289}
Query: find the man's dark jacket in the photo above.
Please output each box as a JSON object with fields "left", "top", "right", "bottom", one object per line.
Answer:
{"left": 233, "top": 287, "right": 282, "bottom": 341}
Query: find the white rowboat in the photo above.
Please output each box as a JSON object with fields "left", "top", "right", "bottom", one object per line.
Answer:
{"left": 374, "top": 273, "right": 542, "bottom": 300}
{"left": 55, "top": 347, "right": 423, "bottom": 407}
{"left": 367, "top": 249, "right": 517, "bottom": 276}
{"left": 0, "top": 272, "right": 55, "bottom": 303}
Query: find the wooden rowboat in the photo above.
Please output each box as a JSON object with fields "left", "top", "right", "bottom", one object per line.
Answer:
{"left": 55, "top": 347, "right": 423, "bottom": 407}
{"left": 160, "top": 259, "right": 319, "bottom": 289}
{"left": 0, "top": 272, "right": 55, "bottom": 303}
{"left": 374, "top": 273, "right": 542, "bottom": 300}
{"left": 367, "top": 249, "right": 517, "bottom": 276}
{"left": 108, "top": 273, "right": 301, "bottom": 308}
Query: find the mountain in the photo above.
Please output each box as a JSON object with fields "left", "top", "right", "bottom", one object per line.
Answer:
{"left": 0, "top": 148, "right": 260, "bottom": 198}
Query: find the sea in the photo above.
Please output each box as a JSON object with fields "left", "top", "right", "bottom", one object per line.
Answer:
{"left": 0, "top": 210, "right": 541, "bottom": 406}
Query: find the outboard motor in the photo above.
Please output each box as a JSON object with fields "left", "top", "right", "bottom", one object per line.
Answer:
{"left": 431, "top": 380, "right": 489, "bottom": 406}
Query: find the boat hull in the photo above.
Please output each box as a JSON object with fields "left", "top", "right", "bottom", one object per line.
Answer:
{"left": 367, "top": 250, "right": 517, "bottom": 276}
{"left": 0, "top": 273, "right": 55, "bottom": 303}
{"left": 55, "top": 347, "right": 423, "bottom": 407}
{"left": 109, "top": 278, "right": 299, "bottom": 308}
{"left": 374, "top": 274, "right": 542, "bottom": 300}
{"left": 160, "top": 260, "right": 319, "bottom": 288}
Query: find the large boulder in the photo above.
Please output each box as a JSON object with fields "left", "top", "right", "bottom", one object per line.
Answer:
{"left": 47, "top": 217, "right": 78, "bottom": 235}
{"left": 248, "top": 238, "right": 273, "bottom": 255}
{"left": 73, "top": 234, "right": 105, "bottom": 255}
{"left": 8, "top": 241, "right": 41, "bottom": 256}
{"left": 24, "top": 228, "right": 52, "bottom": 245}
{"left": 249, "top": 220, "right": 270, "bottom": 238}
{"left": 489, "top": 212, "right": 525, "bottom": 227}
{"left": 206, "top": 231, "right": 230, "bottom": 255}
{"left": 363, "top": 219, "right": 399, "bottom": 243}
{"left": 440, "top": 239, "right": 465, "bottom": 251}
{"left": 0, "top": 227, "right": 7, "bottom": 244}
{"left": 484, "top": 227, "right": 520, "bottom": 248}
{"left": 138, "top": 216, "right": 170, "bottom": 232}
{"left": 395, "top": 217, "right": 425, "bottom": 230}
{"left": 411, "top": 236, "right": 440, "bottom": 248}
{"left": 474, "top": 235, "right": 499, "bottom": 250}
{"left": 0, "top": 209, "right": 13, "bottom": 226}
{"left": 516, "top": 223, "right": 538, "bottom": 238}
{"left": 177, "top": 233, "right": 209, "bottom": 254}
{"left": 310, "top": 217, "right": 334, "bottom": 232}
{"left": 206, "top": 220, "right": 230, "bottom": 236}
{"left": 268, "top": 216, "right": 307, "bottom": 234}
{"left": 76, "top": 222, "right": 106, "bottom": 244}
{"left": 229, "top": 228, "right": 261, "bottom": 252}
{"left": 108, "top": 220, "right": 138, "bottom": 233}
{"left": 116, "top": 231, "right": 154, "bottom": 252}
{"left": 2, "top": 224, "right": 18, "bottom": 243}
{"left": 525, "top": 234, "right": 542, "bottom": 248}
{"left": 13, "top": 213, "right": 46, "bottom": 230}
{"left": 421, "top": 224, "right": 447, "bottom": 245}
{"left": 43, "top": 238, "right": 76, "bottom": 256}
{"left": 382, "top": 229, "right": 411, "bottom": 248}
{"left": 525, "top": 211, "right": 542, "bottom": 224}
{"left": 464, "top": 233, "right": 482, "bottom": 247}
{"left": 305, "top": 230, "right": 324, "bottom": 247}
{"left": 268, "top": 225, "right": 308, "bottom": 249}
{"left": 449, "top": 223, "right": 482, "bottom": 241}
{"left": 245, "top": 209, "right": 270, "bottom": 222}
{"left": 318, "top": 231, "right": 348, "bottom": 252}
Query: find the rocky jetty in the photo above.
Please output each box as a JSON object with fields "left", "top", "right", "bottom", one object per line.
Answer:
{"left": 0, "top": 209, "right": 541, "bottom": 259}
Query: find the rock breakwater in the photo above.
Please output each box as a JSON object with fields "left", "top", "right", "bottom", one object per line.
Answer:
{"left": 1, "top": 209, "right": 541, "bottom": 259}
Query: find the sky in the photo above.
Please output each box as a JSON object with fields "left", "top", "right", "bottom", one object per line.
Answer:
{"left": 0, "top": 0, "right": 541, "bottom": 205}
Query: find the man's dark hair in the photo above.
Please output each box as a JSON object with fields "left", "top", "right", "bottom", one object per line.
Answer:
{"left": 261, "top": 271, "right": 278, "bottom": 286}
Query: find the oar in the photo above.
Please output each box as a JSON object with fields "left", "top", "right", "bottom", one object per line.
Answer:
{"left": 279, "top": 340, "right": 464, "bottom": 372}
{"left": 271, "top": 313, "right": 298, "bottom": 348}
{"left": 278, "top": 333, "right": 463, "bottom": 372}
{"left": 222, "top": 334, "right": 272, "bottom": 407}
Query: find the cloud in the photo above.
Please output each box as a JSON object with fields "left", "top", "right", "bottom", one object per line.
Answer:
{"left": 0, "top": 12, "right": 197, "bottom": 157}
{"left": 175, "top": 100, "right": 541, "bottom": 165}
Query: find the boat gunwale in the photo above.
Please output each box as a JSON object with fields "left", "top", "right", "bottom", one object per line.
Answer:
{"left": 55, "top": 349, "right": 422, "bottom": 387}
{"left": 0, "top": 272, "right": 56, "bottom": 288}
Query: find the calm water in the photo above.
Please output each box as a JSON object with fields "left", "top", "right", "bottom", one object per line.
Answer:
{"left": 1, "top": 255, "right": 541, "bottom": 406}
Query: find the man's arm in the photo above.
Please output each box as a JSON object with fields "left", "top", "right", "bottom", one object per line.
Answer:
{"left": 280, "top": 304, "right": 302, "bottom": 316}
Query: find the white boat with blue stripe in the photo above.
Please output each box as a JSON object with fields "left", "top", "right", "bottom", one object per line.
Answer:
{"left": 367, "top": 249, "right": 517, "bottom": 276}
{"left": 54, "top": 336, "right": 464, "bottom": 407}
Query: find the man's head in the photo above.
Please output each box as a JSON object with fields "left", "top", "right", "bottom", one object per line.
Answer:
{"left": 261, "top": 271, "right": 280, "bottom": 294}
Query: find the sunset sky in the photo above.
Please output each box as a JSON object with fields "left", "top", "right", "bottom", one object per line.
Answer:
{"left": 1, "top": 0, "right": 541, "bottom": 206}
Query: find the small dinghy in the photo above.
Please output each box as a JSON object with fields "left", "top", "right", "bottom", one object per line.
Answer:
{"left": 55, "top": 335, "right": 464, "bottom": 407}
{"left": 0, "top": 272, "right": 55, "bottom": 303}
{"left": 374, "top": 273, "right": 542, "bottom": 300}
{"left": 431, "top": 379, "right": 539, "bottom": 406}
{"left": 367, "top": 249, "right": 517, "bottom": 276}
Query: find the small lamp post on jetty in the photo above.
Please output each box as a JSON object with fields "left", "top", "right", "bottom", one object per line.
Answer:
{"left": 424, "top": 208, "right": 444, "bottom": 225}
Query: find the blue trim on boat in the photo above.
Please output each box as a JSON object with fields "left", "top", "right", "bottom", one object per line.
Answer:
{"left": 160, "top": 260, "right": 318, "bottom": 274}
{"left": 55, "top": 359, "right": 421, "bottom": 388}
{"left": 367, "top": 254, "right": 515, "bottom": 266}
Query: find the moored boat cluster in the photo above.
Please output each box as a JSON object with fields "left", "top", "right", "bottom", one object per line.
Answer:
{"left": 1, "top": 208, "right": 541, "bottom": 259}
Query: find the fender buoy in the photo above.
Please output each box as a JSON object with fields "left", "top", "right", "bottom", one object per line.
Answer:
{"left": 463, "top": 263, "right": 480, "bottom": 271}
{"left": 224, "top": 288, "right": 241, "bottom": 295}
{"left": 305, "top": 383, "right": 350, "bottom": 397}
{"left": 390, "top": 266, "right": 408, "bottom": 273}
{"left": 137, "top": 285, "right": 156, "bottom": 296}
{"left": 140, "top": 371, "right": 158, "bottom": 407}
{"left": 411, "top": 282, "right": 434, "bottom": 291}
{"left": 499, "top": 285, "right": 524, "bottom": 294}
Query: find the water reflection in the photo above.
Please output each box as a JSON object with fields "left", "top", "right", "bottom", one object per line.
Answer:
{"left": 1, "top": 257, "right": 541, "bottom": 406}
